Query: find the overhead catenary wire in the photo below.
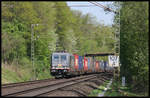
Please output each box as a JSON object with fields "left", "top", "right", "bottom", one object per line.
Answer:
{"left": 54, "top": 5, "right": 97, "bottom": 7}
{"left": 88, "top": 1, "right": 117, "bottom": 14}
{"left": 2, "top": 2, "right": 116, "bottom": 10}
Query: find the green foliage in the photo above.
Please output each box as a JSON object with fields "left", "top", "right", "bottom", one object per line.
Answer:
{"left": 104, "top": 79, "right": 148, "bottom": 96}
{"left": 2, "top": 64, "right": 33, "bottom": 83}
{"left": 114, "top": 2, "right": 149, "bottom": 93}
{"left": 19, "top": 57, "right": 31, "bottom": 66}
{"left": 2, "top": 1, "right": 115, "bottom": 81}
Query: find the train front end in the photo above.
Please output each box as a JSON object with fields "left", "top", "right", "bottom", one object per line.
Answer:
{"left": 50, "top": 52, "right": 70, "bottom": 78}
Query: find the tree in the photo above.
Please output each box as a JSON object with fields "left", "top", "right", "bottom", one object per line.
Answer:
{"left": 115, "top": 2, "right": 149, "bottom": 92}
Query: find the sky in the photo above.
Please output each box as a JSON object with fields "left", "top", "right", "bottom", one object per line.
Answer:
{"left": 66, "top": 1, "right": 115, "bottom": 26}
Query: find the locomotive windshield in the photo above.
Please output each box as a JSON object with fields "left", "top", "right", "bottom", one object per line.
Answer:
{"left": 61, "top": 55, "right": 66, "bottom": 62}
{"left": 54, "top": 55, "right": 59, "bottom": 62}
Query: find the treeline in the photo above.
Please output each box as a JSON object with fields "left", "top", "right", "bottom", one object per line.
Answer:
{"left": 2, "top": 2, "right": 114, "bottom": 77}
{"left": 117, "top": 2, "right": 149, "bottom": 93}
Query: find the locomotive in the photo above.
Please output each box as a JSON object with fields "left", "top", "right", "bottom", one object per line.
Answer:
{"left": 50, "top": 52, "right": 113, "bottom": 78}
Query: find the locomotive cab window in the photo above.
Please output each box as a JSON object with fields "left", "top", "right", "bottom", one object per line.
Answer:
{"left": 61, "top": 55, "right": 66, "bottom": 62}
{"left": 54, "top": 55, "right": 59, "bottom": 61}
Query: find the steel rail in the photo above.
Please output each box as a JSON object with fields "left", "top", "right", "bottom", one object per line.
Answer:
{"left": 2, "top": 74, "right": 97, "bottom": 96}
{"left": 2, "top": 78, "right": 55, "bottom": 88}
{"left": 38, "top": 73, "right": 113, "bottom": 97}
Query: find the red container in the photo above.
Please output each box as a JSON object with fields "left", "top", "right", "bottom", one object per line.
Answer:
{"left": 95, "top": 61, "right": 99, "bottom": 71}
{"left": 84, "top": 57, "right": 88, "bottom": 71}
{"left": 74, "top": 54, "right": 79, "bottom": 71}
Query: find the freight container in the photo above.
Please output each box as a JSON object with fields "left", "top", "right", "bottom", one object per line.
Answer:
{"left": 93, "top": 60, "right": 96, "bottom": 72}
{"left": 92, "top": 59, "right": 96, "bottom": 72}
{"left": 106, "top": 62, "right": 113, "bottom": 72}
{"left": 105, "top": 64, "right": 109, "bottom": 72}
{"left": 106, "top": 61, "right": 109, "bottom": 72}
{"left": 87, "top": 58, "right": 90, "bottom": 71}
{"left": 78, "top": 56, "right": 83, "bottom": 71}
{"left": 88, "top": 57, "right": 94, "bottom": 72}
{"left": 99, "top": 61, "right": 101, "bottom": 72}
{"left": 110, "top": 66, "right": 114, "bottom": 72}
{"left": 100, "top": 60, "right": 104, "bottom": 72}
{"left": 99, "top": 61, "right": 102, "bottom": 72}
{"left": 104, "top": 61, "right": 106, "bottom": 72}
{"left": 104, "top": 61, "right": 107, "bottom": 72}
{"left": 95, "top": 61, "right": 99, "bottom": 72}
{"left": 83, "top": 57, "right": 88, "bottom": 71}
{"left": 70, "top": 54, "right": 75, "bottom": 72}
{"left": 73, "top": 54, "right": 79, "bottom": 71}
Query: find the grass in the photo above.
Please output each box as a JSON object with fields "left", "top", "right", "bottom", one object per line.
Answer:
{"left": 88, "top": 77, "right": 148, "bottom": 97}
{"left": 104, "top": 78, "right": 148, "bottom": 97}
{"left": 37, "top": 70, "right": 54, "bottom": 80}
{"left": 2, "top": 65, "right": 33, "bottom": 84}
{"left": 88, "top": 79, "right": 110, "bottom": 96}
{"left": 2, "top": 67, "right": 22, "bottom": 83}
{"left": 2, "top": 64, "right": 54, "bottom": 84}
{"left": 104, "top": 80, "right": 123, "bottom": 96}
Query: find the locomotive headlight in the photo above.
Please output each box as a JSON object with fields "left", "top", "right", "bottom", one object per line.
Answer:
{"left": 52, "top": 66, "right": 55, "bottom": 69}
{"left": 64, "top": 70, "right": 67, "bottom": 72}
{"left": 51, "top": 70, "right": 55, "bottom": 72}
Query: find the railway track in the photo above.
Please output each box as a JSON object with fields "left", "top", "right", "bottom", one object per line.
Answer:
{"left": 2, "top": 73, "right": 112, "bottom": 97}
{"left": 2, "top": 78, "right": 55, "bottom": 88}
{"left": 2, "top": 74, "right": 97, "bottom": 96}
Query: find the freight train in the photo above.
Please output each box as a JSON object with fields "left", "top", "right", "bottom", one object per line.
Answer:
{"left": 50, "top": 52, "right": 114, "bottom": 78}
